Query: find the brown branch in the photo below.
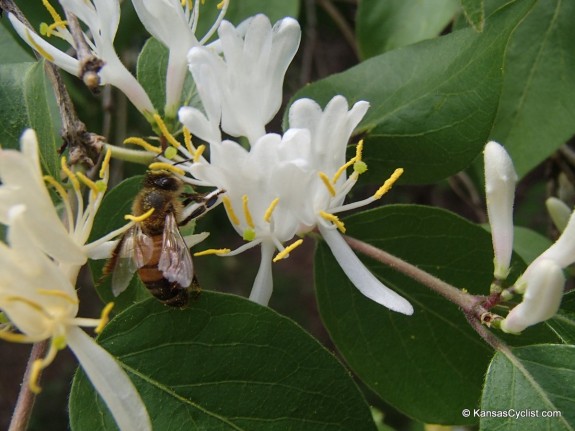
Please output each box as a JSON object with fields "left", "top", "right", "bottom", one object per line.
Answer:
{"left": 316, "top": 0, "right": 358, "bottom": 58}
{"left": 8, "top": 341, "right": 49, "bottom": 431}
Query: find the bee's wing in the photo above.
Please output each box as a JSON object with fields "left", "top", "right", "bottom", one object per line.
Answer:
{"left": 111, "top": 225, "right": 154, "bottom": 297}
{"left": 158, "top": 212, "right": 194, "bottom": 287}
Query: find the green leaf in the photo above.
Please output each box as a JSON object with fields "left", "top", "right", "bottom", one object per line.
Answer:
{"left": 461, "top": 0, "right": 485, "bottom": 32}
{"left": 0, "top": 24, "right": 34, "bottom": 64}
{"left": 290, "top": 0, "right": 536, "bottom": 184}
{"left": 512, "top": 226, "right": 552, "bottom": 265}
{"left": 480, "top": 345, "right": 575, "bottom": 430}
{"left": 0, "top": 61, "right": 60, "bottom": 178}
{"left": 547, "top": 292, "right": 575, "bottom": 344}
{"left": 356, "top": 0, "right": 459, "bottom": 58}
{"left": 315, "top": 204, "right": 559, "bottom": 424}
{"left": 69, "top": 293, "right": 376, "bottom": 431}
{"left": 491, "top": 0, "right": 575, "bottom": 178}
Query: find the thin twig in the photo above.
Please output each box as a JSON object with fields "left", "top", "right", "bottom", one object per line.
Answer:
{"left": 343, "top": 235, "right": 487, "bottom": 315}
{"left": 301, "top": 0, "right": 318, "bottom": 85}
{"left": 316, "top": 0, "right": 358, "bottom": 58}
{"left": 8, "top": 341, "right": 49, "bottom": 431}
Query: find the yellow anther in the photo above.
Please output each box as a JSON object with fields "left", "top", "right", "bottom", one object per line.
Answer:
{"left": 95, "top": 302, "right": 114, "bottom": 334}
{"left": 99, "top": 148, "right": 112, "bottom": 179}
{"left": 332, "top": 158, "right": 356, "bottom": 185}
{"left": 319, "top": 211, "right": 346, "bottom": 233}
{"left": 26, "top": 29, "right": 54, "bottom": 62}
{"left": 60, "top": 157, "right": 80, "bottom": 190}
{"left": 194, "top": 144, "right": 206, "bottom": 163}
{"left": 194, "top": 248, "right": 231, "bottom": 256}
{"left": 37, "top": 289, "right": 78, "bottom": 304}
{"left": 374, "top": 168, "right": 404, "bottom": 199}
{"left": 29, "top": 360, "right": 44, "bottom": 394}
{"left": 6, "top": 295, "right": 45, "bottom": 313}
{"left": 355, "top": 139, "right": 364, "bottom": 162}
{"left": 154, "top": 114, "right": 181, "bottom": 148}
{"left": 125, "top": 208, "right": 155, "bottom": 222}
{"left": 318, "top": 172, "right": 336, "bottom": 197}
{"left": 222, "top": 196, "right": 240, "bottom": 225}
{"left": 42, "top": 0, "right": 63, "bottom": 23}
{"left": 273, "top": 239, "right": 304, "bottom": 262}
{"left": 123, "top": 137, "right": 162, "bottom": 154}
{"left": 43, "top": 175, "right": 68, "bottom": 202}
{"left": 0, "top": 330, "right": 33, "bottom": 343}
{"left": 217, "top": 0, "right": 226, "bottom": 9}
{"left": 242, "top": 195, "right": 255, "bottom": 228}
{"left": 76, "top": 171, "right": 100, "bottom": 195}
{"left": 183, "top": 127, "right": 194, "bottom": 155}
{"left": 148, "top": 162, "right": 185, "bottom": 176}
{"left": 264, "top": 198, "right": 280, "bottom": 223}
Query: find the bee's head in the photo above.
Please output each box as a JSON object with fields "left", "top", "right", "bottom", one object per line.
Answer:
{"left": 144, "top": 170, "right": 183, "bottom": 192}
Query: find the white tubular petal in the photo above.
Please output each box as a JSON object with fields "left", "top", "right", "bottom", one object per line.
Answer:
{"left": 501, "top": 259, "right": 564, "bottom": 334}
{"left": 318, "top": 224, "right": 414, "bottom": 315}
{"left": 484, "top": 141, "right": 517, "bottom": 280}
{"left": 249, "top": 241, "right": 275, "bottom": 306}
{"left": 8, "top": 14, "right": 80, "bottom": 76}
{"left": 66, "top": 327, "right": 151, "bottom": 431}
{"left": 545, "top": 197, "right": 571, "bottom": 233}
{"left": 178, "top": 106, "right": 221, "bottom": 145}
{"left": 530, "top": 209, "right": 575, "bottom": 271}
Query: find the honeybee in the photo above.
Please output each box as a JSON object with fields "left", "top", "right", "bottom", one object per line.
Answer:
{"left": 105, "top": 170, "right": 222, "bottom": 307}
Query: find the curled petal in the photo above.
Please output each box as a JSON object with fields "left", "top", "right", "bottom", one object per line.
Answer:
{"left": 249, "top": 241, "right": 275, "bottom": 305}
{"left": 66, "top": 326, "right": 151, "bottom": 431}
{"left": 501, "top": 259, "right": 564, "bottom": 333}
{"left": 484, "top": 141, "right": 517, "bottom": 280}
{"left": 318, "top": 224, "right": 413, "bottom": 315}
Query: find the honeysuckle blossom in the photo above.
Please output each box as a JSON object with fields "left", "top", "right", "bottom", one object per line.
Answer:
{"left": 0, "top": 130, "right": 150, "bottom": 430}
{"left": 131, "top": 0, "right": 229, "bottom": 117}
{"left": 8, "top": 0, "right": 154, "bottom": 117}
{"left": 179, "top": 14, "right": 301, "bottom": 145}
{"left": 501, "top": 259, "right": 564, "bottom": 334}
{"left": 545, "top": 196, "right": 571, "bottom": 232}
{"left": 184, "top": 96, "right": 413, "bottom": 315}
{"left": 484, "top": 141, "right": 517, "bottom": 280}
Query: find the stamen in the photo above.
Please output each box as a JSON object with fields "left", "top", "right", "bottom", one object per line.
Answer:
{"left": 123, "top": 137, "right": 162, "bottom": 154}
{"left": 153, "top": 114, "right": 181, "bottom": 148}
{"left": 319, "top": 172, "right": 336, "bottom": 197}
{"left": 183, "top": 127, "right": 194, "bottom": 155}
{"left": 217, "top": 0, "right": 226, "bottom": 8}
{"left": 99, "top": 148, "right": 112, "bottom": 179}
{"left": 26, "top": 29, "right": 54, "bottom": 62}
{"left": 319, "top": 211, "right": 346, "bottom": 233}
{"left": 95, "top": 302, "right": 114, "bottom": 334}
{"left": 28, "top": 339, "right": 61, "bottom": 394}
{"left": 199, "top": 0, "right": 229, "bottom": 44}
{"left": 125, "top": 208, "right": 155, "bottom": 222}
{"left": 76, "top": 171, "right": 100, "bottom": 195}
{"left": 194, "top": 144, "right": 206, "bottom": 163}
{"left": 37, "top": 289, "right": 78, "bottom": 304}
{"left": 273, "top": 239, "right": 304, "bottom": 262}
{"left": 43, "top": 175, "right": 68, "bottom": 202}
{"left": 194, "top": 248, "right": 231, "bottom": 256}
{"left": 242, "top": 195, "right": 255, "bottom": 228}
{"left": 222, "top": 196, "right": 240, "bottom": 225}
{"left": 264, "top": 198, "right": 280, "bottom": 223}
{"left": 60, "top": 157, "right": 80, "bottom": 190}
{"left": 42, "top": 0, "right": 63, "bottom": 23}
{"left": 148, "top": 162, "right": 185, "bottom": 176}
{"left": 332, "top": 158, "right": 356, "bottom": 185}
{"left": 374, "top": 168, "right": 404, "bottom": 199}
{"left": 0, "top": 330, "right": 35, "bottom": 343}
{"left": 355, "top": 139, "right": 364, "bottom": 162}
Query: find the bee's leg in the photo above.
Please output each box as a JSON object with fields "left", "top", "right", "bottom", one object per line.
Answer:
{"left": 179, "top": 188, "right": 225, "bottom": 225}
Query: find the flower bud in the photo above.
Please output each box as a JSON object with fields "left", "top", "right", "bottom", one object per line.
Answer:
{"left": 484, "top": 141, "right": 517, "bottom": 280}
{"left": 501, "top": 259, "right": 564, "bottom": 334}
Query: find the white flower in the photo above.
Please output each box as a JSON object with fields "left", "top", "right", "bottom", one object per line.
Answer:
{"left": 484, "top": 141, "right": 517, "bottom": 280}
{"left": 179, "top": 14, "right": 301, "bottom": 144}
{"left": 186, "top": 96, "right": 413, "bottom": 315}
{"left": 131, "top": 0, "right": 229, "bottom": 117}
{"left": 545, "top": 197, "right": 572, "bottom": 233}
{"left": 501, "top": 259, "right": 564, "bottom": 334}
{"left": 8, "top": 1, "right": 155, "bottom": 117}
{"left": 0, "top": 130, "right": 149, "bottom": 430}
